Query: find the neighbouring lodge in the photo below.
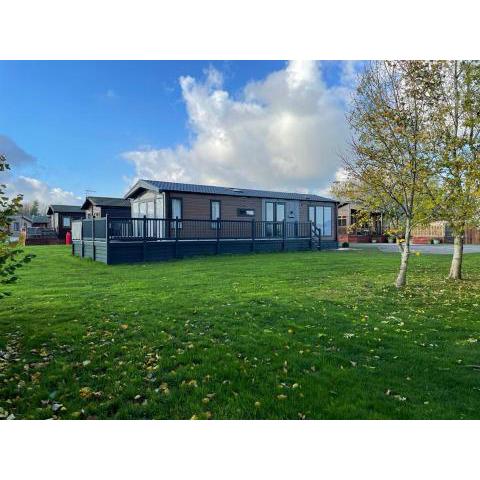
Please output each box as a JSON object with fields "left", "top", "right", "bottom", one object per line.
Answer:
{"left": 337, "top": 202, "right": 385, "bottom": 243}
{"left": 24, "top": 198, "right": 129, "bottom": 245}
{"left": 81, "top": 196, "right": 131, "bottom": 218}
{"left": 337, "top": 202, "right": 480, "bottom": 245}
{"left": 46, "top": 205, "right": 85, "bottom": 240}
{"left": 71, "top": 179, "right": 339, "bottom": 264}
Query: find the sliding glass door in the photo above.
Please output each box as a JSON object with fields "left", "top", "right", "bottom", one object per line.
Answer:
{"left": 265, "top": 202, "right": 285, "bottom": 237}
{"left": 308, "top": 205, "right": 333, "bottom": 237}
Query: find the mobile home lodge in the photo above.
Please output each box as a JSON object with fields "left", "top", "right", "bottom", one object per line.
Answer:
{"left": 72, "top": 180, "right": 339, "bottom": 264}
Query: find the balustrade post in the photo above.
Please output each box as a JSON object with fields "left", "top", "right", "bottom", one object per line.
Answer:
{"left": 310, "top": 221, "right": 313, "bottom": 249}
{"left": 174, "top": 217, "right": 179, "bottom": 258}
{"left": 143, "top": 215, "right": 147, "bottom": 261}
{"left": 251, "top": 219, "right": 255, "bottom": 252}
{"left": 105, "top": 215, "right": 110, "bottom": 264}
{"left": 92, "top": 217, "right": 96, "bottom": 261}
{"left": 81, "top": 219, "right": 84, "bottom": 258}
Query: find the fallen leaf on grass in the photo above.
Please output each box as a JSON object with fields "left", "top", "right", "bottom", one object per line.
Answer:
{"left": 51, "top": 402, "right": 64, "bottom": 412}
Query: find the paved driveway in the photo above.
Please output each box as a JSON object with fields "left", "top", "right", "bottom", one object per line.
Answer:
{"left": 350, "top": 243, "right": 480, "bottom": 255}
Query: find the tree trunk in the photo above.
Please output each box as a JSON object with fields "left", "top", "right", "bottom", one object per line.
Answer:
{"left": 448, "top": 234, "right": 464, "bottom": 280}
{"left": 395, "top": 222, "right": 411, "bottom": 288}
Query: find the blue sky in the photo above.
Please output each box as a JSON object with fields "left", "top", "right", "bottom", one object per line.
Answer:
{"left": 0, "top": 60, "right": 355, "bottom": 205}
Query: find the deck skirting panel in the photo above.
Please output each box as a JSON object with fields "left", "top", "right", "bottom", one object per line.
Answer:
{"left": 72, "top": 238, "right": 337, "bottom": 264}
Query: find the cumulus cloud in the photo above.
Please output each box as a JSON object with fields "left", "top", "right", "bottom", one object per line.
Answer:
{"left": 5, "top": 175, "right": 82, "bottom": 206}
{"left": 1, "top": 135, "right": 81, "bottom": 207}
{"left": 122, "top": 61, "right": 361, "bottom": 195}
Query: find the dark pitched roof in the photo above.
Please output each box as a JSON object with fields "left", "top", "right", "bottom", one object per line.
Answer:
{"left": 81, "top": 196, "right": 131, "bottom": 210}
{"left": 47, "top": 204, "right": 83, "bottom": 214}
{"left": 125, "top": 179, "right": 337, "bottom": 203}
{"left": 31, "top": 215, "right": 49, "bottom": 224}
{"left": 9, "top": 214, "right": 32, "bottom": 222}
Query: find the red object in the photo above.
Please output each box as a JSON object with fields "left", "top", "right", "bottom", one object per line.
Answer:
{"left": 65, "top": 231, "right": 72, "bottom": 245}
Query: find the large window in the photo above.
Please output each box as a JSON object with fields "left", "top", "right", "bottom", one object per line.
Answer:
{"left": 171, "top": 198, "right": 182, "bottom": 219}
{"left": 211, "top": 200, "right": 221, "bottom": 228}
{"left": 171, "top": 198, "right": 182, "bottom": 230}
{"left": 265, "top": 202, "right": 285, "bottom": 237}
{"left": 323, "top": 206, "right": 332, "bottom": 236}
{"left": 266, "top": 202, "right": 274, "bottom": 222}
{"left": 315, "top": 206, "right": 324, "bottom": 230}
{"left": 308, "top": 205, "right": 333, "bottom": 237}
{"left": 276, "top": 203, "right": 285, "bottom": 222}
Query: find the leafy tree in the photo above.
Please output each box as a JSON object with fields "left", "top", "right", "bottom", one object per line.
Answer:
{"left": 344, "top": 61, "right": 440, "bottom": 287}
{"left": 0, "top": 154, "right": 34, "bottom": 298}
{"left": 30, "top": 200, "right": 40, "bottom": 216}
{"left": 429, "top": 61, "right": 480, "bottom": 279}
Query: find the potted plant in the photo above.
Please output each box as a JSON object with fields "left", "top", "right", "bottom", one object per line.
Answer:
{"left": 385, "top": 227, "right": 401, "bottom": 244}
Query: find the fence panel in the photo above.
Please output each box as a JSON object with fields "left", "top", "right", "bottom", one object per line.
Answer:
{"left": 93, "top": 218, "right": 107, "bottom": 240}
{"left": 71, "top": 221, "right": 82, "bottom": 240}
{"left": 82, "top": 220, "right": 93, "bottom": 239}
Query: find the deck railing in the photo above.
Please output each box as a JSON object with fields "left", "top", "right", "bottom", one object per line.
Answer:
{"left": 73, "top": 217, "right": 315, "bottom": 242}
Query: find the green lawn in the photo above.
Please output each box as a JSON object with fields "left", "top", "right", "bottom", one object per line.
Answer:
{"left": 1, "top": 245, "right": 480, "bottom": 419}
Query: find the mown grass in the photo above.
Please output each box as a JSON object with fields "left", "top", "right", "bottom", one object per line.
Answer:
{"left": 1, "top": 245, "right": 480, "bottom": 419}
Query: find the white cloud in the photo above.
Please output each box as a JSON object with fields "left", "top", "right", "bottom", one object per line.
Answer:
{"left": 6, "top": 175, "right": 82, "bottom": 207}
{"left": 122, "top": 60, "right": 361, "bottom": 195}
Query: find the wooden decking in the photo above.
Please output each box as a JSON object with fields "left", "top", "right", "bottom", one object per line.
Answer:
{"left": 71, "top": 217, "right": 338, "bottom": 264}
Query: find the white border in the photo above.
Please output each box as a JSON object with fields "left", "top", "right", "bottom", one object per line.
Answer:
{"left": 1, "top": 1, "right": 479, "bottom": 477}
{"left": 1, "top": 421, "right": 477, "bottom": 479}
{"left": 0, "top": 0, "right": 479, "bottom": 59}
